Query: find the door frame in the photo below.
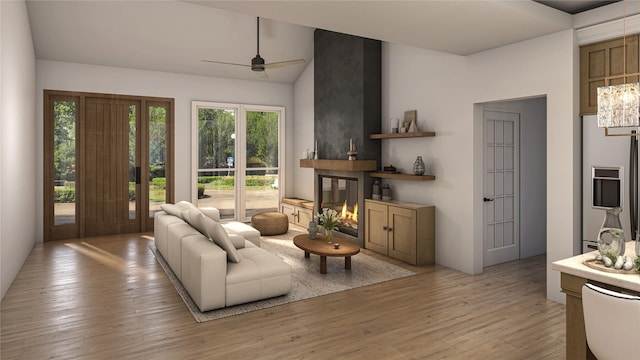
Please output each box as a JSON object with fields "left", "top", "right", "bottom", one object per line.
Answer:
{"left": 43, "top": 90, "right": 174, "bottom": 241}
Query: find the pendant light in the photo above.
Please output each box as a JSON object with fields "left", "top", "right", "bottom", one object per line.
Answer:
{"left": 596, "top": 0, "right": 640, "bottom": 137}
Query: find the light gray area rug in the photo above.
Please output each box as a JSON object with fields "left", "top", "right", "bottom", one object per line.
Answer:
{"left": 150, "top": 230, "right": 415, "bottom": 322}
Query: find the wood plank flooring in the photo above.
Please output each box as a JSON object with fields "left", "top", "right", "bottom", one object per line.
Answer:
{"left": 1, "top": 232, "right": 565, "bottom": 359}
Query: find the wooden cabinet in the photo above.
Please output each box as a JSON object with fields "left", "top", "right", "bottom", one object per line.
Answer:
{"left": 580, "top": 35, "right": 639, "bottom": 115}
{"left": 364, "top": 199, "right": 435, "bottom": 265}
{"left": 281, "top": 198, "right": 314, "bottom": 227}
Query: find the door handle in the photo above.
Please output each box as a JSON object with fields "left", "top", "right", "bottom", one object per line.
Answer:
{"left": 483, "top": 197, "right": 494, "bottom": 202}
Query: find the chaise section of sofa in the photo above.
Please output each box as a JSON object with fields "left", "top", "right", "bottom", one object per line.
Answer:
{"left": 153, "top": 202, "right": 291, "bottom": 312}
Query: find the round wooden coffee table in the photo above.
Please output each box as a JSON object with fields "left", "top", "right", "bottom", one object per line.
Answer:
{"left": 293, "top": 233, "right": 360, "bottom": 274}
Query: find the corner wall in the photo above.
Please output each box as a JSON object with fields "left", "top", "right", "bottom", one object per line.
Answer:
{"left": 1, "top": 0, "right": 38, "bottom": 299}
{"left": 292, "top": 59, "right": 315, "bottom": 201}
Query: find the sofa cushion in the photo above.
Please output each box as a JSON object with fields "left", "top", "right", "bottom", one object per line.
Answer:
{"left": 200, "top": 207, "right": 221, "bottom": 222}
{"left": 176, "top": 200, "right": 195, "bottom": 210}
{"left": 203, "top": 216, "right": 243, "bottom": 263}
{"left": 222, "top": 222, "right": 261, "bottom": 247}
{"left": 160, "top": 203, "right": 185, "bottom": 219}
{"left": 228, "top": 234, "right": 246, "bottom": 249}
{"left": 183, "top": 207, "right": 208, "bottom": 236}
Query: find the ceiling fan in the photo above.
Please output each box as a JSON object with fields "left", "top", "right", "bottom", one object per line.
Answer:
{"left": 202, "top": 17, "right": 305, "bottom": 74}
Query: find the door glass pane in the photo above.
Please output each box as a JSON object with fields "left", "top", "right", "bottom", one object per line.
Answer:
{"left": 129, "top": 105, "right": 137, "bottom": 220}
{"left": 197, "top": 107, "right": 236, "bottom": 219}
{"left": 53, "top": 101, "right": 76, "bottom": 225}
{"left": 245, "top": 111, "right": 279, "bottom": 219}
{"left": 149, "top": 105, "right": 167, "bottom": 218}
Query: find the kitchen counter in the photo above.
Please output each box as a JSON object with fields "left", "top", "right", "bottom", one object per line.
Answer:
{"left": 552, "top": 241, "right": 640, "bottom": 360}
{"left": 552, "top": 241, "right": 640, "bottom": 292}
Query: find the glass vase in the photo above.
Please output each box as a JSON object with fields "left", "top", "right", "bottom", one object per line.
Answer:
{"left": 635, "top": 230, "right": 640, "bottom": 257}
{"left": 324, "top": 229, "right": 333, "bottom": 243}
{"left": 597, "top": 207, "right": 625, "bottom": 259}
{"left": 307, "top": 221, "right": 318, "bottom": 240}
{"left": 413, "top": 156, "right": 425, "bottom": 175}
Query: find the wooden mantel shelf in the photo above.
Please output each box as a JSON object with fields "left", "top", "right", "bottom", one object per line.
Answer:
{"left": 300, "top": 159, "right": 377, "bottom": 171}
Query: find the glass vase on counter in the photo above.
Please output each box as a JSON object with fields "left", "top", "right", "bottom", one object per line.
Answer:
{"left": 597, "top": 207, "right": 626, "bottom": 259}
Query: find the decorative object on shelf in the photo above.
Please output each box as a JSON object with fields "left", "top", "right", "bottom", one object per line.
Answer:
{"left": 314, "top": 140, "right": 319, "bottom": 159}
{"left": 383, "top": 165, "right": 397, "bottom": 173}
{"left": 315, "top": 208, "right": 341, "bottom": 243}
{"left": 408, "top": 119, "right": 418, "bottom": 133}
{"left": 413, "top": 156, "right": 425, "bottom": 175}
{"left": 399, "top": 127, "right": 407, "bottom": 133}
{"left": 390, "top": 118, "right": 399, "bottom": 133}
{"left": 347, "top": 138, "right": 358, "bottom": 160}
{"left": 382, "top": 184, "right": 392, "bottom": 201}
{"left": 372, "top": 180, "right": 381, "bottom": 200}
{"left": 303, "top": 149, "right": 309, "bottom": 159}
{"left": 597, "top": 207, "right": 626, "bottom": 260}
{"left": 404, "top": 110, "right": 417, "bottom": 132}
{"left": 307, "top": 220, "right": 318, "bottom": 240}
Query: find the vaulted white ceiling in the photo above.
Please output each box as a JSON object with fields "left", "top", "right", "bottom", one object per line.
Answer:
{"left": 26, "top": 1, "right": 632, "bottom": 84}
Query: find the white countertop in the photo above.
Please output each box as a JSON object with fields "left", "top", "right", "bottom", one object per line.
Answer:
{"left": 552, "top": 241, "right": 640, "bottom": 293}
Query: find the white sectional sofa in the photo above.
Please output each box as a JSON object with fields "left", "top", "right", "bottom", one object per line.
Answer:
{"left": 154, "top": 201, "right": 291, "bottom": 312}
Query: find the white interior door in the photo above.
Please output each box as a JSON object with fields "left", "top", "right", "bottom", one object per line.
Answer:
{"left": 484, "top": 110, "right": 520, "bottom": 267}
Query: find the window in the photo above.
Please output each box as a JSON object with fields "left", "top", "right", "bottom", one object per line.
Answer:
{"left": 192, "top": 101, "right": 284, "bottom": 221}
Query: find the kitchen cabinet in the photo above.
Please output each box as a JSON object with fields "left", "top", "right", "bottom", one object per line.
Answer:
{"left": 281, "top": 198, "right": 314, "bottom": 227}
{"left": 580, "top": 35, "right": 639, "bottom": 115}
{"left": 364, "top": 199, "right": 435, "bottom": 265}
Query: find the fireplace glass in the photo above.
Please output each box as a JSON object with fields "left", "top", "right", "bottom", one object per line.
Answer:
{"left": 319, "top": 175, "right": 359, "bottom": 237}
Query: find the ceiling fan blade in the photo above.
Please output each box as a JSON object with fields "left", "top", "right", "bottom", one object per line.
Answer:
{"left": 201, "top": 59, "right": 250, "bottom": 68}
{"left": 263, "top": 59, "right": 305, "bottom": 69}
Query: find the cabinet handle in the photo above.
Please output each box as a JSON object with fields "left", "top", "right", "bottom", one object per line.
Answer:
{"left": 383, "top": 226, "right": 388, "bottom": 231}
{"left": 387, "top": 227, "right": 392, "bottom": 232}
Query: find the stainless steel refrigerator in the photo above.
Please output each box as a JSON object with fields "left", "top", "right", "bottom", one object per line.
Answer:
{"left": 583, "top": 115, "right": 639, "bottom": 252}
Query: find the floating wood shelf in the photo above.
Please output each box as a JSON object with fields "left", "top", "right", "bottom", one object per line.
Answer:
{"left": 300, "top": 159, "right": 377, "bottom": 171}
{"left": 369, "top": 131, "right": 436, "bottom": 139}
{"left": 369, "top": 172, "right": 436, "bottom": 181}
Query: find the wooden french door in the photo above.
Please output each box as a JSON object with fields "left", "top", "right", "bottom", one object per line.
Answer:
{"left": 44, "top": 91, "right": 174, "bottom": 241}
{"left": 84, "top": 97, "right": 141, "bottom": 237}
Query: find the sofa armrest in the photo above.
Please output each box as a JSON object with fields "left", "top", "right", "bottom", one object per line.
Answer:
{"left": 181, "top": 236, "right": 227, "bottom": 312}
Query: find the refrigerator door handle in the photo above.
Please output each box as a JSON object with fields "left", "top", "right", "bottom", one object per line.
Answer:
{"left": 630, "top": 133, "right": 638, "bottom": 239}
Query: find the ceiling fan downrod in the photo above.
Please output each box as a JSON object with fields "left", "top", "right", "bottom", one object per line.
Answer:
{"left": 251, "top": 17, "right": 265, "bottom": 71}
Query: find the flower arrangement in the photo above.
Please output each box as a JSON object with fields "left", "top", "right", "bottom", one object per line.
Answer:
{"left": 315, "top": 208, "right": 342, "bottom": 242}
{"left": 315, "top": 208, "right": 341, "bottom": 230}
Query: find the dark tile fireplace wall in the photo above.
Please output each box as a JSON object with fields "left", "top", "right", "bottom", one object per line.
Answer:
{"left": 313, "top": 29, "right": 382, "bottom": 246}
{"left": 314, "top": 29, "right": 381, "bottom": 161}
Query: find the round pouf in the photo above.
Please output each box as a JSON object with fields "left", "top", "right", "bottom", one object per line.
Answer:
{"left": 251, "top": 212, "right": 289, "bottom": 236}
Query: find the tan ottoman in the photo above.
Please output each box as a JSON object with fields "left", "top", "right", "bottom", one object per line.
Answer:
{"left": 251, "top": 212, "right": 289, "bottom": 236}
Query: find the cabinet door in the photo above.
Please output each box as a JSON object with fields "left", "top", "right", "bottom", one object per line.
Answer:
{"left": 580, "top": 36, "right": 639, "bottom": 115}
{"left": 365, "top": 201, "right": 389, "bottom": 254}
{"left": 281, "top": 203, "right": 296, "bottom": 224}
{"left": 388, "top": 206, "right": 418, "bottom": 265}
{"left": 297, "top": 208, "right": 313, "bottom": 226}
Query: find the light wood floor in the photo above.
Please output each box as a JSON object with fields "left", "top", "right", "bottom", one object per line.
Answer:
{"left": 1, "top": 232, "right": 566, "bottom": 359}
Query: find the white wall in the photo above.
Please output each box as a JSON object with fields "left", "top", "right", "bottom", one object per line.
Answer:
{"left": 1, "top": 0, "right": 38, "bottom": 300}
{"left": 35, "top": 60, "right": 294, "bottom": 241}
{"left": 292, "top": 59, "right": 315, "bottom": 201}
{"left": 469, "top": 30, "right": 580, "bottom": 303}
{"left": 519, "top": 98, "right": 547, "bottom": 258}
{"left": 293, "top": 30, "right": 579, "bottom": 302}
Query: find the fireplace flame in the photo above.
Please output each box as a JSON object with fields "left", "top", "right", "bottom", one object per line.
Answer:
{"left": 341, "top": 201, "right": 358, "bottom": 223}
